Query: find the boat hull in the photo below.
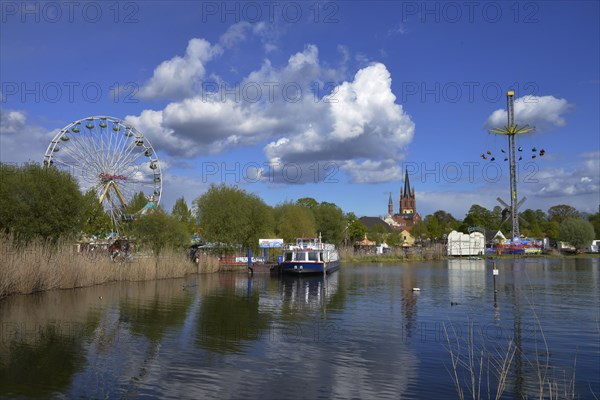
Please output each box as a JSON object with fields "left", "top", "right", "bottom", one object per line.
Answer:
{"left": 280, "top": 260, "right": 340, "bottom": 275}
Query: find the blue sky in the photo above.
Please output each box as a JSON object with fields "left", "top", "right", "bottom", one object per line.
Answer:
{"left": 1, "top": 1, "right": 599, "bottom": 219}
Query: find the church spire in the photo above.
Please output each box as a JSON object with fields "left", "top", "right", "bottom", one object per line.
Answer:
{"left": 388, "top": 192, "right": 393, "bottom": 215}
{"left": 403, "top": 169, "right": 411, "bottom": 198}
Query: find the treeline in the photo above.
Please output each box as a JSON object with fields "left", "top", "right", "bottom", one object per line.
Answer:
{"left": 0, "top": 163, "right": 197, "bottom": 255}
{"left": 411, "top": 204, "right": 598, "bottom": 250}
{"left": 1, "top": 163, "right": 598, "bottom": 253}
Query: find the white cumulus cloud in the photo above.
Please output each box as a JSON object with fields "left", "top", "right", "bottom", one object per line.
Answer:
{"left": 0, "top": 109, "right": 56, "bottom": 162}
{"left": 485, "top": 95, "right": 573, "bottom": 131}
{"left": 0, "top": 109, "right": 27, "bottom": 134}
{"left": 264, "top": 62, "right": 415, "bottom": 182}
{"left": 533, "top": 152, "right": 599, "bottom": 198}
{"left": 129, "top": 35, "right": 415, "bottom": 184}
{"left": 138, "top": 38, "right": 222, "bottom": 100}
{"left": 128, "top": 44, "right": 346, "bottom": 160}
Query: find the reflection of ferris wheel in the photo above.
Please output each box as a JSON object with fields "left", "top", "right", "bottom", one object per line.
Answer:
{"left": 43, "top": 116, "right": 162, "bottom": 226}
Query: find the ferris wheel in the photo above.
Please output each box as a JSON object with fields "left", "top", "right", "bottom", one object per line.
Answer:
{"left": 43, "top": 116, "right": 162, "bottom": 226}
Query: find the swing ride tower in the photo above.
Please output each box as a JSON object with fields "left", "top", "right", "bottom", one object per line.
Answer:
{"left": 489, "top": 91, "right": 534, "bottom": 240}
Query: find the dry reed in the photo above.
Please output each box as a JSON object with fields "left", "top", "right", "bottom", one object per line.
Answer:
{"left": 0, "top": 234, "right": 220, "bottom": 299}
{"left": 443, "top": 313, "right": 582, "bottom": 399}
{"left": 443, "top": 322, "right": 517, "bottom": 400}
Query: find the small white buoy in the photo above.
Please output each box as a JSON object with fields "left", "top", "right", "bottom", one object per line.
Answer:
{"left": 99, "top": 296, "right": 103, "bottom": 300}
{"left": 412, "top": 288, "right": 420, "bottom": 292}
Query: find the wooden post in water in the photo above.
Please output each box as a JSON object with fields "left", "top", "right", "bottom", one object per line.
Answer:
{"left": 248, "top": 248, "right": 253, "bottom": 276}
{"left": 247, "top": 275, "right": 253, "bottom": 300}
{"left": 493, "top": 261, "right": 499, "bottom": 308}
{"left": 493, "top": 262, "right": 498, "bottom": 291}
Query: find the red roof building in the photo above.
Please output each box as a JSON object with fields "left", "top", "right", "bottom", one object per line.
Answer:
{"left": 384, "top": 169, "right": 421, "bottom": 232}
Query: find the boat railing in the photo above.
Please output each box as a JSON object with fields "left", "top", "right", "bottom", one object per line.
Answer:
{"left": 283, "top": 238, "right": 339, "bottom": 252}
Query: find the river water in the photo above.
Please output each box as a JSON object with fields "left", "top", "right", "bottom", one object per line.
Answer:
{"left": 1, "top": 258, "right": 598, "bottom": 399}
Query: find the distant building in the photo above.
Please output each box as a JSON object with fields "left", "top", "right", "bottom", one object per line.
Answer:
{"left": 357, "top": 169, "right": 422, "bottom": 245}
{"left": 447, "top": 230, "right": 485, "bottom": 256}
{"left": 384, "top": 169, "right": 421, "bottom": 232}
{"left": 359, "top": 216, "right": 393, "bottom": 232}
{"left": 399, "top": 230, "right": 415, "bottom": 247}
{"left": 485, "top": 230, "right": 507, "bottom": 245}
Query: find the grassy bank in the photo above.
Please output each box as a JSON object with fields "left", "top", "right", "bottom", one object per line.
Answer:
{"left": 339, "top": 245, "right": 445, "bottom": 263}
{"left": 0, "top": 234, "right": 220, "bottom": 300}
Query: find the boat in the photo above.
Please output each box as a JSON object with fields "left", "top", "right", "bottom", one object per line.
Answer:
{"left": 280, "top": 236, "right": 340, "bottom": 275}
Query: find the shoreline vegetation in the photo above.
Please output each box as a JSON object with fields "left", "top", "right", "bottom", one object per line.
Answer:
{"left": 2, "top": 234, "right": 598, "bottom": 300}
{"left": 339, "top": 246, "right": 600, "bottom": 264}
{"left": 0, "top": 234, "right": 219, "bottom": 300}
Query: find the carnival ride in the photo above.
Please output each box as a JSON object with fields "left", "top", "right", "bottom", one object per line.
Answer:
{"left": 480, "top": 147, "right": 545, "bottom": 161}
{"left": 43, "top": 116, "right": 162, "bottom": 228}
{"left": 487, "top": 91, "right": 535, "bottom": 239}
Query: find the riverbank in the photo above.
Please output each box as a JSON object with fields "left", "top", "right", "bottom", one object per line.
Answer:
{"left": 340, "top": 245, "right": 443, "bottom": 263}
{"left": 339, "top": 246, "right": 600, "bottom": 264}
{"left": 0, "top": 235, "right": 219, "bottom": 300}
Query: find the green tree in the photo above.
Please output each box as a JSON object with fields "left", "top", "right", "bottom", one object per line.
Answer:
{"left": 462, "top": 204, "right": 493, "bottom": 232}
{"left": 424, "top": 214, "right": 442, "bottom": 239}
{"left": 558, "top": 218, "right": 595, "bottom": 250}
{"left": 545, "top": 220, "right": 560, "bottom": 242}
{"left": 490, "top": 206, "right": 503, "bottom": 230}
{"left": 313, "top": 202, "right": 345, "bottom": 244}
{"left": 520, "top": 209, "right": 547, "bottom": 238}
{"left": 411, "top": 220, "right": 428, "bottom": 241}
{"left": 127, "top": 191, "right": 149, "bottom": 214}
{"left": 296, "top": 197, "right": 318, "bottom": 210}
{"left": 548, "top": 204, "right": 579, "bottom": 224}
{"left": 274, "top": 202, "right": 316, "bottom": 243}
{"left": 80, "top": 189, "right": 112, "bottom": 237}
{"left": 130, "top": 212, "right": 190, "bottom": 255}
{"left": 171, "top": 197, "right": 195, "bottom": 235}
{"left": 386, "top": 230, "right": 403, "bottom": 247}
{"left": 345, "top": 212, "right": 358, "bottom": 223}
{"left": 0, "top": 163, "right": 85, "bottom": 242}
{"left": 587, "top": 213, "right": 600, "bottom": 239}
{"left": 367, "top": 224, "right": 387, "bottom": 244}
{"left": 347, "top": 219, "right": 367, "bottom": 242}
{"left": 431, "top": 210, "right": 459, "bottom": 234}
{"left": 195, "top": 184, "right": 274, "bottom": 251}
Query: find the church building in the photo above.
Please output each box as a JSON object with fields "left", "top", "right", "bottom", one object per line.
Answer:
{"left": 383, "top": 169, "right": 421, "bottom": 232}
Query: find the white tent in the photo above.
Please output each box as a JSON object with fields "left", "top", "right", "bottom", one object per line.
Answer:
{"left": 376, "top": 242, "right": 390, "bottom": 254}
{"left": 447, "top": 231, "right": 485, "bottom": 256}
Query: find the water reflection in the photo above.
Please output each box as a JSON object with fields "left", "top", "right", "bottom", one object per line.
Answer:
{"left": 279, "top": 272, "right": 340, "bottom": 312}
{"left": 0, "top": 259, "right": 597, "bottom": 399}
{"left": 0, "top": 324, "right": 86, "bottom": 397}
{"left": 119, "top": 281, "right": 194, "bottom": 343}
{"left": 447, "top": 258, "right": 487, "bottom": 303}
{"left": 195, "top": 274, "right": 272, "bottom": 354}
{"left": 0, "top": 287, "right": 104, "bottom": 397}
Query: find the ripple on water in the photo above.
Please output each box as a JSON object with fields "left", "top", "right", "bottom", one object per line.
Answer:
{"left": 0, "top": 260, "right": 598, "bottom": 399}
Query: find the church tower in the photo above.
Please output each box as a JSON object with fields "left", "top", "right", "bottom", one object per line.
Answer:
{"left": 399, "top": 169, "right": 416, "bottom": 215}
{"left": 386, "top": 169, "right": 421, "bottom": 231}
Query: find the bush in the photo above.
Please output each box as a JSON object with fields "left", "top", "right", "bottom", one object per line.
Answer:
{"left": 559, "top": 218, "right": 595, "bottom": 250}
{"left": 0, "top": 163, "right": 85, "bottom": 243}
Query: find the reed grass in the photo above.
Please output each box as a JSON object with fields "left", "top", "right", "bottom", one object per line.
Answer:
{"left": 443, "top": 313, "right": 582, "bottom": 399}
{"left": 0, "top": 234, "right": 220, "bottom": 299}
{"left": 443, "top": 322, "right": 516, "bottom": 400}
